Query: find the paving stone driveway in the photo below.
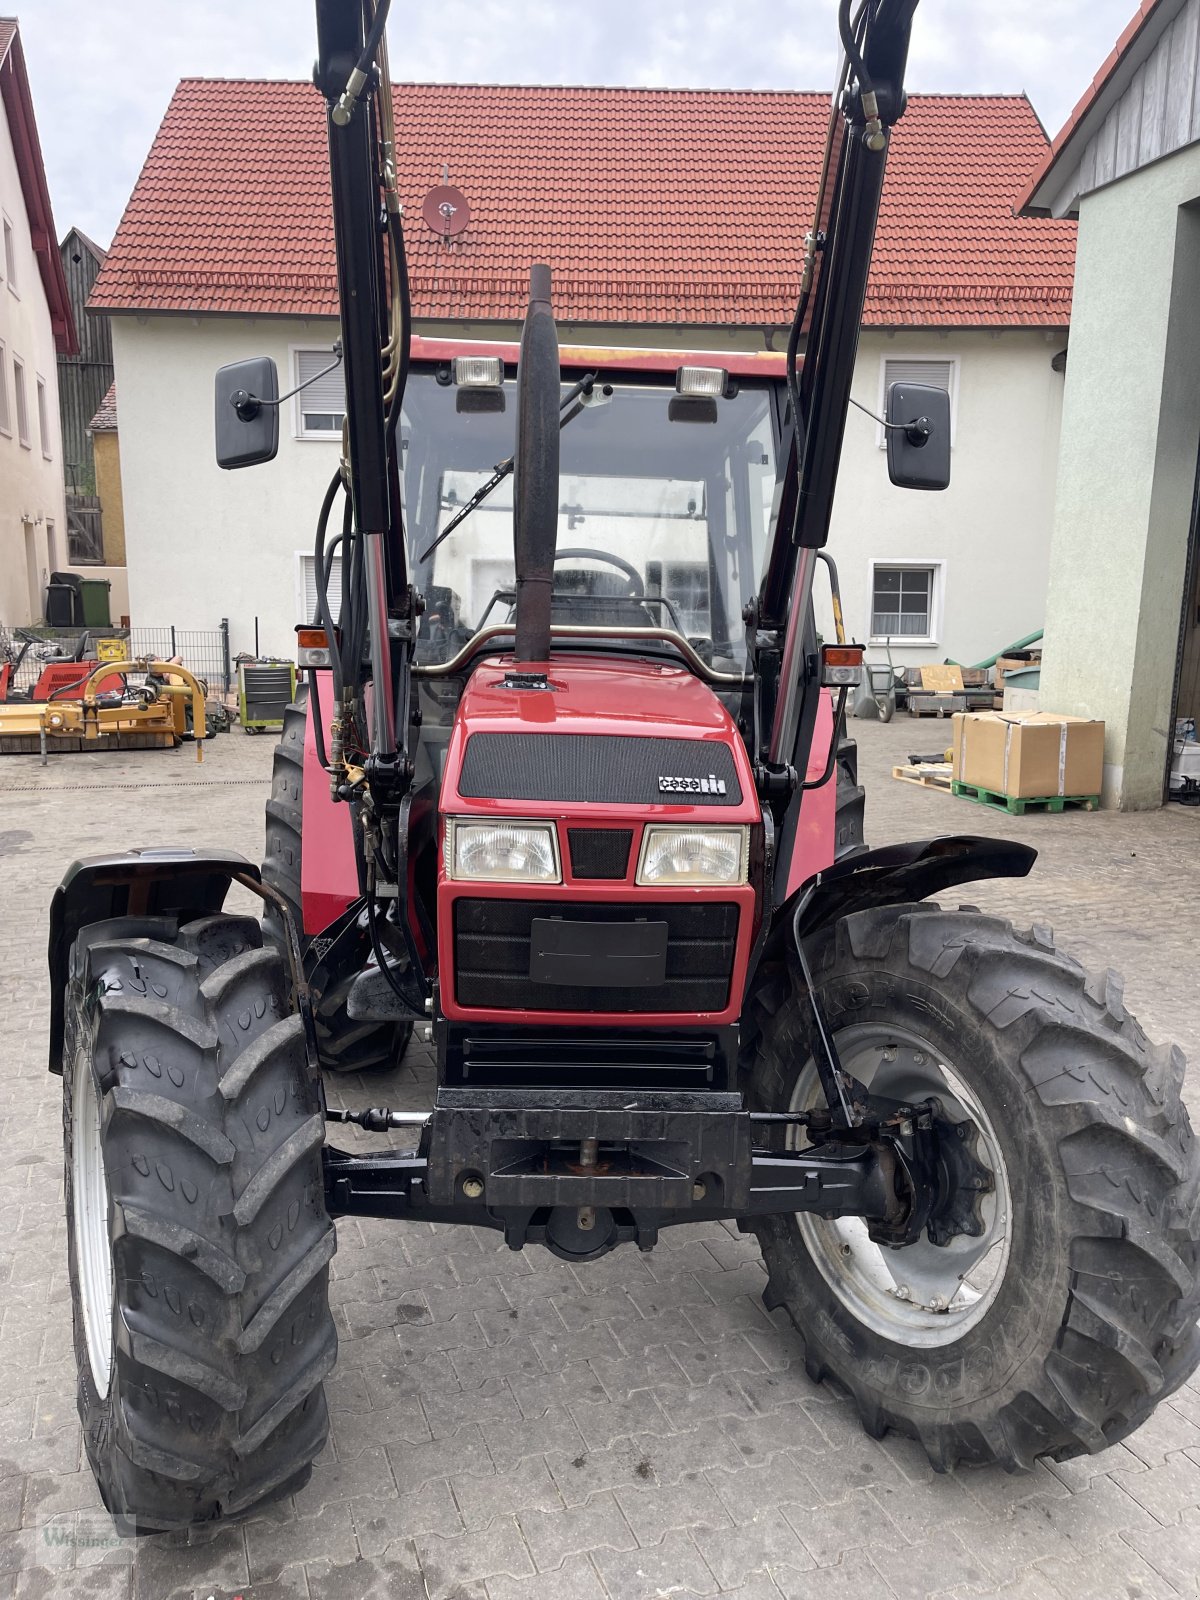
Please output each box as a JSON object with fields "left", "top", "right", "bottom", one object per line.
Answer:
{"left": 1, "top": 714, "right": 1198, "bottom": 1600}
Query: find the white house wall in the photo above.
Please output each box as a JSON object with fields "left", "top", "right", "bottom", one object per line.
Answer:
{"left": 0, "top": 95, "right": 68, "bottom": 627}
{"left": 112, "top": 316, "right": 1064, "bottom": 669}
{"left": 819, "top": 329, "right": 1066, "bottom": 670}
{"left": 112, "top": 315, "right": 347, "bottom": 660}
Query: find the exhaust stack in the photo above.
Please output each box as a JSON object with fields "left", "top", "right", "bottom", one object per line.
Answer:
{"left": 512, "top": 264, "right": 560, "bottom": 664}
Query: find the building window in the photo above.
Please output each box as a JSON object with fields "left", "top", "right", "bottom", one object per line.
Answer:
{"left": 0, "top": 343, "right": 9, "bottom": 436}
{"left": 878, "top": 357, "right": 956, "bottom": 448}
{"left": 2, "top": 216, "right": 14, "bottom": 292}
{"left": 297, "top": 551, "right": 343, "bottom": 625}
{"left": 36, "top": 376, "right": 51, "bottom": 458}
{"left": 870, "top": 563, "right": 940, "bottom": 642}
{"left": 12, "top": 358, "right": 29, "bottom": 448}
{"left": 293, "top": 347, "right": 345, "bottom": 438}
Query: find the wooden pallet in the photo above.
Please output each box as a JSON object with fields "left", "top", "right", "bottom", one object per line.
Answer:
{"left": 892, "top": 762, "right": 953, "bottom": 791}
{"left": 951, "top": 781, "right": 1100, "bottom": 816}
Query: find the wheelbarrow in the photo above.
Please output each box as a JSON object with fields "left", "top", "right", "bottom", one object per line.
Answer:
{"left": 852, "top": 638, "right": 898, "bottom": 722}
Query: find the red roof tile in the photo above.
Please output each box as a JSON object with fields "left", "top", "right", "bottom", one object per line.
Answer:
{"left": 0, "top": 18, "right": 76, "bottom": 353}
{"left": 1018, "top": 0, "right": 1166, "bottom": 214}
{"left": 92, "top": 80, "right": 1075, "bottom": 329}
{"left": 88, "top": 380, "right": 117, "bottom": 432}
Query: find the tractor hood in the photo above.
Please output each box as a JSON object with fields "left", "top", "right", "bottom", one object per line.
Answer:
{"left": 440, "top": 654, "right": 759, "bottom": 823}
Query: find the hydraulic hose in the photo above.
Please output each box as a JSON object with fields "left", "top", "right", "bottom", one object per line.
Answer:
{"left": 313, "top": 467, "right": 346, "bottom": 705}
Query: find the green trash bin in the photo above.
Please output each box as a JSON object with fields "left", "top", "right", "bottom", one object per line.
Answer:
{"left": 79, "top": 578, "right": 112, "bottom": 627}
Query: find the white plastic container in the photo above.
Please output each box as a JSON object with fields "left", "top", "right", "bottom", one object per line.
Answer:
{"left": 1169, "top": 740, "right": 1200, "bottom": 791}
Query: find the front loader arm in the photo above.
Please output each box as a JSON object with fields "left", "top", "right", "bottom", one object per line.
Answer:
{"left": 754, "top": 1, "right": 919, "bottom": 897}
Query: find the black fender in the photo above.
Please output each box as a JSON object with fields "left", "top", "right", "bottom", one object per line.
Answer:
{"left": 47, "top": 848, "right": 258, "bottom": 1073}
{"left": 792, "top": 835, "right": 1036, "bottom": 942}
{"left": 745, "top": 835, "right": 1036, "bottom": 999}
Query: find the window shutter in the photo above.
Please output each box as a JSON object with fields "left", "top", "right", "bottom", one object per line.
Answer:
{"left": 13, "top": 361, "right": 28, "bottom": 447}
{"left": 883, "top": 358, "right": 953, "bottom": 393}
{"left": 0, "top": 348, "right": 9, "bottom": 435}
{"left": 300, "top": 552, "right": 343, "bottom": 624}
{"left": 296, "top": 349, "right": 346, "bottom": 431}
{"left": 880, "top": 359, "right": 954, "bottom": 448}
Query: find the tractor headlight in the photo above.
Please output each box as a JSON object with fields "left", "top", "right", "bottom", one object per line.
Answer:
{"left": 636, "top": 825, "right": 749, "bottom": 886}
{"left": 446, "top": 819, "right": 561, "bottom": 883}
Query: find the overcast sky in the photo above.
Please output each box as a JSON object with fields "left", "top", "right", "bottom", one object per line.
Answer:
{"left": 20, "top": 0, "right": 1132, "bottom": 248}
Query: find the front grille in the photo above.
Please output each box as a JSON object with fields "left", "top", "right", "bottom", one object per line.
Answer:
{"left": 458, "top": 733, "right": 741, "bottom": 805}
{"left": 568, "top": 828, "right": 633, "bottom": 879}
{"left": 454, "top": 898, "right": 738, "bottom": 1013}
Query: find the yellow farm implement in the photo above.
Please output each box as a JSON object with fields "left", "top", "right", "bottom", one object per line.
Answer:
{"left": 0, "top": 661, "right": 208, "bottom": 764}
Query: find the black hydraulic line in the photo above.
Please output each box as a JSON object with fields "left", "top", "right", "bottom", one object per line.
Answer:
{"left": 323, "top": 531, "right": 343, "bottom": 595}
{"left": 838, "top": 0, "right": 875, "bottom": 94}
{"left": 308, "top": 665, "right": 330, "bottom": 772}
{"left": 313, "top": 467, "right": 345, "bottom": 704}
{"left": 800, "top": 687, "right": 849, "bottom": 791}
{"left": 330, "top": 0, "right": 393, "bottom": 127}
{"left": 365, "top": 888, "right": 417, "bottom": 1008}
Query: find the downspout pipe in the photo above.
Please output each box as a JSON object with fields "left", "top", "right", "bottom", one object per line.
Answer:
{"left": 512, "top": 264, "right": 561, "bottom": 665}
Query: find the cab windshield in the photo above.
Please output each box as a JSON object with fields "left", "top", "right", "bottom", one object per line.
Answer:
{"left": 402, "top": 368, "right": 780, "bottom": 670}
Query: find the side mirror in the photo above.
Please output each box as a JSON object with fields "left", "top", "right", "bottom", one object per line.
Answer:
{"left": 885, "top": 381, "right": 951, "bottom": 491}
{"left": 215, "top": 357, "right": 279, "bottom": 469}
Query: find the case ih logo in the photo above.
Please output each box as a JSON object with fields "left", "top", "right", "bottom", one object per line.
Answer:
{"left": 658, "top": 773, "right": 727, "bottom": 795}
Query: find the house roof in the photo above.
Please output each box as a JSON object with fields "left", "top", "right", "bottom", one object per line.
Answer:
{"left": 62, "top": 225, "right": 107, "bottom": 264}
{"left": 1019, "top": 0, "right": 1176, "bottom": 215}
{"left": 0, "top": 19, "right": 76, "bottom": 353}
{"left": 91, "top": 80, "right": 1075, "bottom": 330}
{"left": 88, "top": 380, "right": 117, "bottom": 432}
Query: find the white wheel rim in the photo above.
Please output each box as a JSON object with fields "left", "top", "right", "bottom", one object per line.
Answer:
{"left": 72, "top": 1055, "right": 113, "bottom": 1395}
{"left": 789, "top": 1024, "right": 1013, "bottom": 1348}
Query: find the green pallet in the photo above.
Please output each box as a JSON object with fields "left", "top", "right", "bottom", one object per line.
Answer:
{"left": 951, "top": 781, "right": 1100, "bottom": 817}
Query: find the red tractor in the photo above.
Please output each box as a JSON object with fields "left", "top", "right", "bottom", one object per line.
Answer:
{"left": 50, "top": 0, "right": 1200, "bottom": 1533}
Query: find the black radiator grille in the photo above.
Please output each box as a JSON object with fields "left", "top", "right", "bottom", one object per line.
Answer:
{"left": 458, "top": 733, "right": 741, "bottom": 805}
{"left": 454, "top": 898, "right": 739, "bottom": 1013}
{"left": 567, "top": 828, "right": 633, "bottom": 879}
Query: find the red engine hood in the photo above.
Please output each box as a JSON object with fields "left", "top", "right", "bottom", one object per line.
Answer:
{"left": 440, "top": 654, "right": 759, "bottom": 823}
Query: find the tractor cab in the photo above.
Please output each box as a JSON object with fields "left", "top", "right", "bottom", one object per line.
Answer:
{"left": 402, "top": 339, "right": 787, "bottom": 684}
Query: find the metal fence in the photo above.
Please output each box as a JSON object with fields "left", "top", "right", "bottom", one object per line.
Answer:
{"left": 129, "top": 626, "right": 233, "bottom": 695}
{"left": 1, "top": 620, "right": 233, "bottom": 697}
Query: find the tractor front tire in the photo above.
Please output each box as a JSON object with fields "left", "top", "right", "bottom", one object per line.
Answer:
{"left": 263, "top": 689, "right": 412, "bottom": 1074}
{"left": 63, "top": 913, "right": 336, "bottom": 1531}
{"left": 743, "top": 904, "right": 1200, "bottom": 1471}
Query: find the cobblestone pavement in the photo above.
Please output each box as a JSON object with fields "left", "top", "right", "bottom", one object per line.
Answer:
{"left": 1, "top": 714, "right": 1198, "bottom": 1599}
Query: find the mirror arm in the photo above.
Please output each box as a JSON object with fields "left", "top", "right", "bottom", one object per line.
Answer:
{"left": 848, "top": 394, "right": 932, "bottom": 439}
{"left": 229, "top": 344, "right": 343, "bottom": 421}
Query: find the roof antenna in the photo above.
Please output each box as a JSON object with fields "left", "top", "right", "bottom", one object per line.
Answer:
{"left": 421, "top": 165, "right": 471, "bottom": 249}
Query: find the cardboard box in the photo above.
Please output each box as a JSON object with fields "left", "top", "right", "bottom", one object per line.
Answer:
{"left": 919, "top": 664, "right": 965, "bottom": 693}
{"left": 951, "top": 711, "right": 1104, "bottom": 799}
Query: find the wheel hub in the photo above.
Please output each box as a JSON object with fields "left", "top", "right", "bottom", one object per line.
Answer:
{"left": 926, "top": 1112, "right": 996, "bottom": 1247}
{"left": 788, "top": 1026, "right": 1013, "bottom": 1347}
